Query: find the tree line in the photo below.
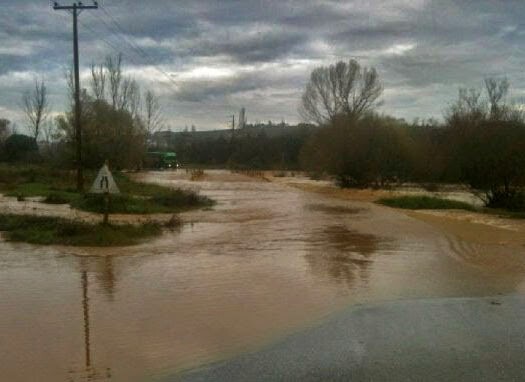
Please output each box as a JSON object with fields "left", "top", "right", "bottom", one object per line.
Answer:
{"left": 2, "top": 57, "right": 524, "bottom": 210}
{"left": 0, "top": 54, "right": 163, "bottom": 169}
{"left": 299, "top": 60, "right": 525, "bottom": 210}
{"left": 162, "top": 126, "right": 314, "bottom": 170}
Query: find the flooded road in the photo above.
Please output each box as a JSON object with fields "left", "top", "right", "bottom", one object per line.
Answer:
{"left": 2, "top": 170, "right": 525, "bottom": 381}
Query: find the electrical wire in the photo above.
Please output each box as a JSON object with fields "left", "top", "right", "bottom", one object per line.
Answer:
{"left": 90, "top": 4, "right": 179, "bottom": 88}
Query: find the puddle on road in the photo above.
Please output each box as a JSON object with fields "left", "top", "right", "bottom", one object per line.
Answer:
{"left": 2, "top": 170, "right": 525, "bottom": 382}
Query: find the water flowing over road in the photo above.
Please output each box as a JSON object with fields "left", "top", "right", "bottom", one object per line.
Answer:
{"left": 1, "top": 170, "right": 525, "bottom": 381}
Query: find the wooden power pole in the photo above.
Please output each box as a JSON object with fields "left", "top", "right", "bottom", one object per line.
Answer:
{"left": 52, "top": 1, "right": 99, "bottom": 192}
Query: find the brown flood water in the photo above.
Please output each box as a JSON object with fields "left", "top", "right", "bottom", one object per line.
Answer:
{"left": 2, "top": 170, "right": 525, "bottom": 381}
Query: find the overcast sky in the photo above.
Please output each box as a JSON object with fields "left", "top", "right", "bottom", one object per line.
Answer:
{"left": 1, "top": 0, "right": 525, "bottom": 132}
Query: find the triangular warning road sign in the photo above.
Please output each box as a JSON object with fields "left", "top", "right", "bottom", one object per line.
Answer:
{"left": 90, "top": 163, "right": 120, "bottom": 194}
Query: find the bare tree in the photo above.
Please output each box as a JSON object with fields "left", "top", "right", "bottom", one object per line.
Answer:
{"left": 127, "top": 80, "right": 142, "bottom": 120}
{"left": 22, "top": 79, "right": 50, "bottom": 141}
{"left": 144, "top": 90, "right": 163, "bottom": 135}
{"left": 446, "top": 78, "right": 512, "bottom": 126}
{"left": 90, "top": 62, "right": 106, "bottom": 101}
{"left": 300, "top": 60, "right": 383, "bottom": 124}
{"left": 0, "top": 118, "right": 10, "bottom": 143}
{"left": 485, "top": 77, "right": 509, "bottom": 119}
{"left": 106, "top": 54, "right": 122, "bottom": 109}
{"left": 445, "top": 87, "right": 487, "bottom": 126}
{"left": 118, "top": 78, "right": 141, "bottom": 116}
{"left": 42, "top": 120, "right": 61, "bottom": 143}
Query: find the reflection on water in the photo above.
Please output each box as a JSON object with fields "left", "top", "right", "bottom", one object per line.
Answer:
{"left": 96, "top": 257, "right": 116, "bottom": 300}
{"left": 1, "top": 170, "right": 525, "bottom": 382}
{"left": 305, "top": 225, "right": 388, "bottom": 288}
{"left": 81, "top": 270, "right": 91, "bottom": 373}
{"left": 68, "top": 261, "right": 113, "bottom": 381}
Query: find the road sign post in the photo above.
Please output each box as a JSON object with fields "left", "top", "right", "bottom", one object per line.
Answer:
{"left": 103, "top": 192, "right": 110, "bottom": 225}
{"left": 90, "top": 161, "right": 120, "bottom": 225}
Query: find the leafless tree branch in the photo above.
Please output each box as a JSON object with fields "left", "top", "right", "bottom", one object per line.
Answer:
{"left": 144, "top": 90, "right": 163, "bottom": 135}
{"left": 22, "top": 78, "right": 50, "bottom": 141}
{"left": 300, "top": 59, "right": 383, "bottom": 125}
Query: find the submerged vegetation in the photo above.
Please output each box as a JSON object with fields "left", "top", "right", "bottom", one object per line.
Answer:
{"left": 377, "top": 195, "right": 525, "bottom": 220}
{"left": 0, "top": 214, "right": 162, "bottom": 246}
{"left": 377, "top": 196, "right": 477, "bottom": 212}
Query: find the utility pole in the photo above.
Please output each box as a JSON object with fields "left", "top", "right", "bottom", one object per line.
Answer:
{"left": 52, "top": 1, "right": 99, "bottom": 192}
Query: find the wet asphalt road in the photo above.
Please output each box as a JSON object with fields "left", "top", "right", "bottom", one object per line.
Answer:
{"left": 174, "top": 295, "right": 525, "bottom": 382}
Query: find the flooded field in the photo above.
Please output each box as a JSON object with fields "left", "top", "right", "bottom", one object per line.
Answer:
{"left": 1, "top": 170, "right": 525, "bottom": 381}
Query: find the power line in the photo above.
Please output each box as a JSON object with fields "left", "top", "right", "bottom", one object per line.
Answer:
{"left": 90, "top": 9, "right": 149, "bottom": 61}
{"left": 83, "top": 4, "right": 243, "bottom": 114}
{"left": 76, "top": 17, "right": 146, "bottom": 68}
{"left": 72, "top": 19, "right": 234, "bottom": 120}
{"left": 90, "top": 4, "right": 179, "bottom": 89}
{"left": 77, "top": 16, "right": 180, "bottom": 95}
{"left": 99, "top": 4, "right": 152, "bottom": 60}
{"left": 63, "top": 3, "right": 241, "bottom": 121}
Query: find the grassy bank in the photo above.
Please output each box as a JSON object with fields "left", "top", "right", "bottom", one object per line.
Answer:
{"left": 0, "top": 164, "right": 214, "bottom": 214}
{"left": 377, "top": 195, "right": 525, "bottom": 220}
{"left": 377, "top": 195, "right": 477, "bottom": 211}
{"left": 70, "top": 188, "right": 212, "bottom": 214}
{"left": 0, "top": 214, "right": 163, "bottom": 246}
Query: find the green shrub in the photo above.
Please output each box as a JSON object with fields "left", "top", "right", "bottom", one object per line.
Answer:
{"left": 486, "top": 189, "right": 525, "bottom": 211}
{"left": 151, "top": 189, "right": 213, "bottom": 208}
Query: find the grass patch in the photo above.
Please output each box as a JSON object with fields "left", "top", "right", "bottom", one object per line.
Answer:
{"left": 377, "top": 195, "right": 477, "bottom": 211}
{"left": 0, "top": 165, "right": 76, "bottom": 194}
{"left": 71, "top": 189, "right": 213, "bottom": 214}
{"left": 0, "top": 214, "right": 162, "bottom": 246}
{"left": 43, "top": 191, "right": 78, "bottom": 204}
{"left": 4, "top": 182, "right": 52, "bottom": 198}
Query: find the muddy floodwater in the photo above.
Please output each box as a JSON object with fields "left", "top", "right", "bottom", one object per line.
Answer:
{"left": 2, "top": 170, "right": 525, "bottom": 381}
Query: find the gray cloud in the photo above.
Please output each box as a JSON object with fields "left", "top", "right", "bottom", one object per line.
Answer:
{"left": 1, "top": 0, "right": 525, "bottom": 130}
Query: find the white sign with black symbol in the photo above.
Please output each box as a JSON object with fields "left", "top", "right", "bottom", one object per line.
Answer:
{"left": 90, "top": 163, "right": 120, "bottom": 194}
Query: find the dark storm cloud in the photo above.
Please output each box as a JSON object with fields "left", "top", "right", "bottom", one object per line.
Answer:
{"left": 2, "top": 0, "right": 525, "bottom": 129}
{"left": 181, "top": 29, "right": 306, "bottom": 63}
{"left": 174, "top": 74, "right": 262, "bottom": 102}
{"left": 0, "top": 55, "right": 30, "bottom": 76}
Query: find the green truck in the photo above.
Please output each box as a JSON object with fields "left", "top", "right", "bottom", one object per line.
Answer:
{"left": 146, "top": 151, "right": 179, "bottom": 169}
